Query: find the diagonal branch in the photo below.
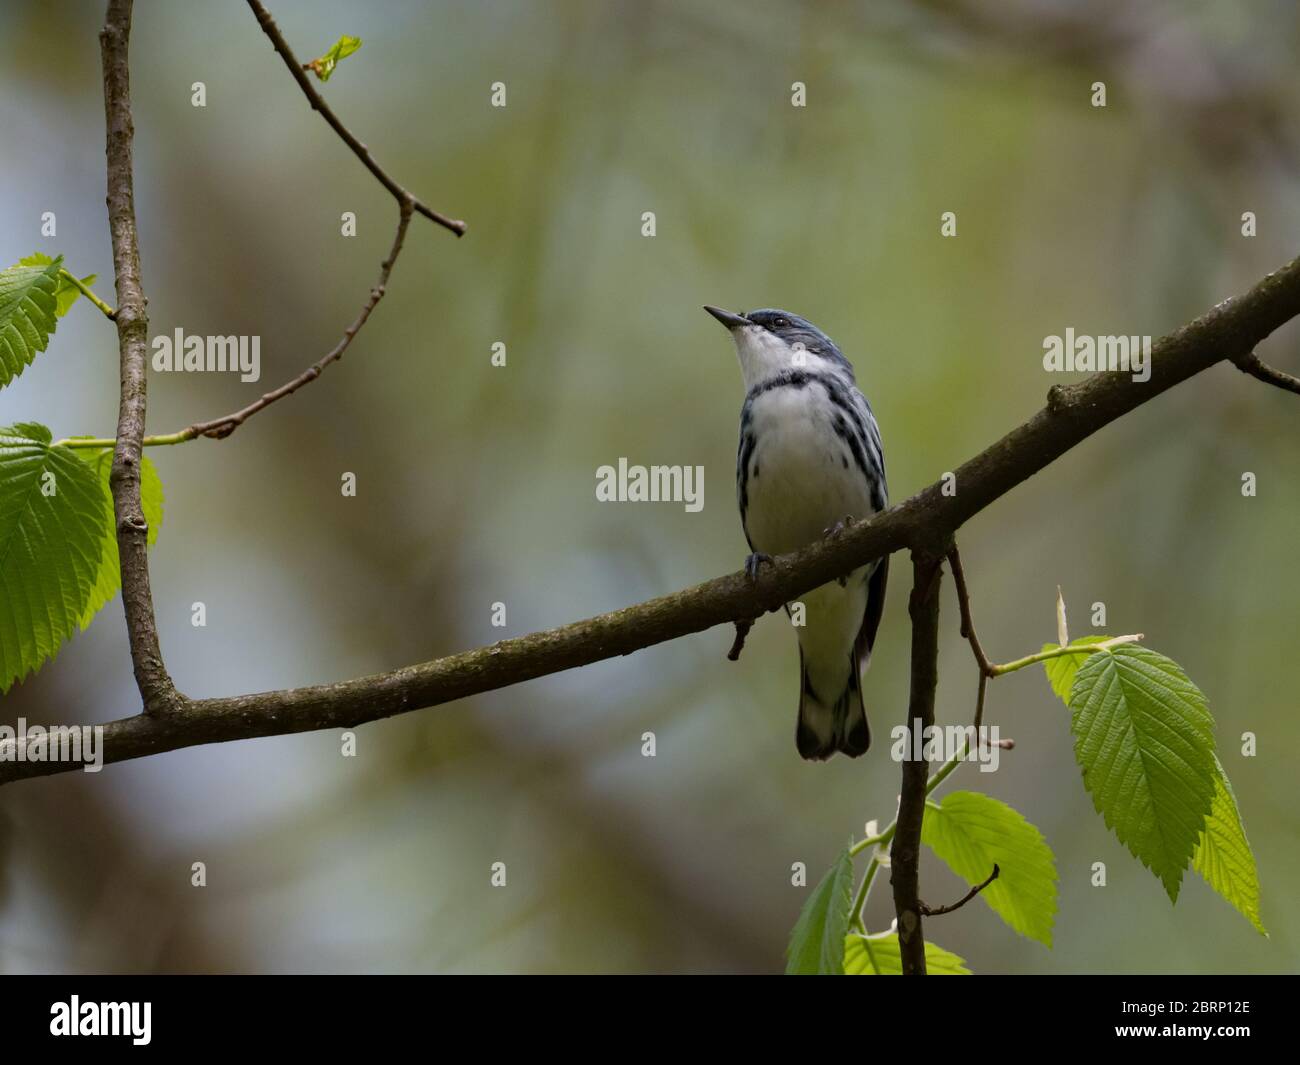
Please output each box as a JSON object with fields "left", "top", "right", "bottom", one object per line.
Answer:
{"left": 4, "top": 250, "right": 1300, "bottom": 782}
{"left": 246, "top": 0, "right": 465, "bottom": 237}
{"left": 99, "top": 0, "right": 180, "bottom": 714}
{"left": 181, "top": 201, "right": 413, "bottom": 441}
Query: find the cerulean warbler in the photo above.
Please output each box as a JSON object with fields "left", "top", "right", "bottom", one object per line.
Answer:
{"left": 706, "top": 306, "right": 888, "bottom": 761}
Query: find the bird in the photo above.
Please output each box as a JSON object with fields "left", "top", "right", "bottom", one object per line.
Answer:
{"left": 705, "top": 306, "right": 888, "bottom": 761}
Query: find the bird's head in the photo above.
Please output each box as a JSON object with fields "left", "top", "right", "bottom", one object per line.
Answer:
{"left": 704, "top": 306, "right": 854, "bottom": 390}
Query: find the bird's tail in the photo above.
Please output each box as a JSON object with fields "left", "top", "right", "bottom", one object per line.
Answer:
{"left": 795, "top": 647, "right": 870, "bottom": 761}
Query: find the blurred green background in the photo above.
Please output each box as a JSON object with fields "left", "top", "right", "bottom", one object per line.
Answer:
{"left": 1, "top": 0, "right": 1297, "bottom": 974}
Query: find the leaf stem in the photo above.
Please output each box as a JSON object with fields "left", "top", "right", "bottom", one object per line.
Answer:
{"left": 988, "top": 634, "right": 1143, "bottom": 676}
{"left": 849, "top": 856, "right": 883, "bottom": 932}
{"left": 53, "top": 431, "right": 196, "bottom": 450}
{"left": 59, "top": 268, "right": 117, "bottom": 320}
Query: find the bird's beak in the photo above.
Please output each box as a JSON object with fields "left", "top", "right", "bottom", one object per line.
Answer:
{"left": 704, "top": 305, "right": 750, "bottom": 330}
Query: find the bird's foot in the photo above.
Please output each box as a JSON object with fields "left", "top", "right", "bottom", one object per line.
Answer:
{"left": 823, "top": 517, "right": 855, "bottom": 586}
{"left": 744, "top": 552, "right": 774, "bottom": 580}
{"left": 822, "top": 515, "right": 855, "bottom": 539}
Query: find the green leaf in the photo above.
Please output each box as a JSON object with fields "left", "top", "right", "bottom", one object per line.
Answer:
{"left": 1194, "top": 756, "right": 1266, "bottom": 935}
{"left": 1070, "top": 645, "right": 1217, "bottom": 902}
{"left": 785, "top": 847, "right": 853, "bottom": 974}
{"left": 1042, "top": 635, "right": 1110, "bottom": 704}
{"left": 0, "top": 256, "right": 62, "bottom": 387}
{"left": 18, "top": 253, "right": 95, "bottom": 317}
{"left": 843, "top": 933, "right": 971, "bottom": 975}
{"left": 0, "top": 424, "right": 108, "bottom": 691}
{"left": 73, "top": 447, "right": 164, "bottom": 628}
{"left": 921, "top": 790, "right": 1058, "bottom": 947}
{"left": 305, "top": 34, "right": 362, "bottom": 81}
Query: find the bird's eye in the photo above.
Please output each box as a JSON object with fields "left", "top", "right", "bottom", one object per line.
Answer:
{"left": 772, "top": 317, "right": 788, "bottom": 329}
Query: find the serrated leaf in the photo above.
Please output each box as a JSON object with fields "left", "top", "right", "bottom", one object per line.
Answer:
{"left": 0, "top": 257, "right": 62, "bottom": 387}
{"left": 1042, "top": 635, "right": 1111, "bottom": 704}
{"left": 921, "top": 790, "right": 1058, "bottom": 947}
{"left": 18, "top": 254, "right": 94, "bottom": 317}
{"left": 0, "top": 424, "right": 107, "bottom": 691}
{"left": 74, "top": 447, "right": 164, "bottom": 627}
{"left": 843, "top": 933, "right": 971, "bottom": 975}
{"left": 305, "top": 34, "right": 362, "bottom": 81}
{"left": 1194, "top": 756, "right": 1266, "bottom": 935}
{"left": 785, "top": 847, "right": 853, "bottom": 975}
{"left": 1070, "top": 645, "right": 1217, "bottom": 902}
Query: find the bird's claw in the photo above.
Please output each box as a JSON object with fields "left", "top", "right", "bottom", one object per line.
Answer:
{"left": 744, "top": 552, "right": 774, "bottom": 580}
{"left": 822, "top": 515, "right": 855, "bottom": 540}
{"left": 823, "top": 517, "right": 854, "bottom": 586}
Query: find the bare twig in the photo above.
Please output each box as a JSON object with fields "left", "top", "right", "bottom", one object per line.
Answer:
{"left": 947, "top": 545, "right": 994, "bottom": 678}
{"left": 99, "top": 0, "right": 180, "bottom": 714}
{"left": 184, "top": 201, "right": 413, "bottom": 440}
{"left": 919, "top": 865, "right": 1000, "bottom": 917}
{"left": 726, "top": 618, "right": 754, "bottom": 661}
{"left": 245, "top": 0, "right": 465, "bottom": 237}
{"left": 1233, "top": 350, "right": 1300, "bottom": 395}
{"left": 948, "top": 544, "right": 992, "bottom": 732}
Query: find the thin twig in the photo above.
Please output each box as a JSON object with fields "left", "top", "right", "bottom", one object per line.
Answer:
{"left": 948, "top": 544, "right": 992, "bottom": 733}
{"left": 919, "top": 865, "right": 999, "bottom": 917}
{"left": 246, "top": 0, "right": 465, "bottom": 237}
{"left": 947, "top": 545, "right": 993, "bottom": 678}
{"left": 186, "top": 202, "right": 413, "bottom": 440}
{"left": 1233, "top": 351, "right": 1300, "bottom": 395}
{"left": 726, "top": 618, "right": 754, "bottom": 661}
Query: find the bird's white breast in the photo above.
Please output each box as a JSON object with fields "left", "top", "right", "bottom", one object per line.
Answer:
{"left": 742, "top": 380, "right": 878, "bottom": 557}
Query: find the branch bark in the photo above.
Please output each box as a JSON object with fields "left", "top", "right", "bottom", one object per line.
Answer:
{"left": 4, "top": 250, "right": 1300, "bottom": 783}
{"left": 99, "top": 0, "right": 179, "bottom": 714}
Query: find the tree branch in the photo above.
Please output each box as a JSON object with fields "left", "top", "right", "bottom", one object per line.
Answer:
{"left": 5, "top": 247, "right": 1300, "bottom": 781}
{"left": 99, "top": 0, "right": 179, "bottom": 714}
{"left": 890, "top": 552, "right": 945, "bottom": 975}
